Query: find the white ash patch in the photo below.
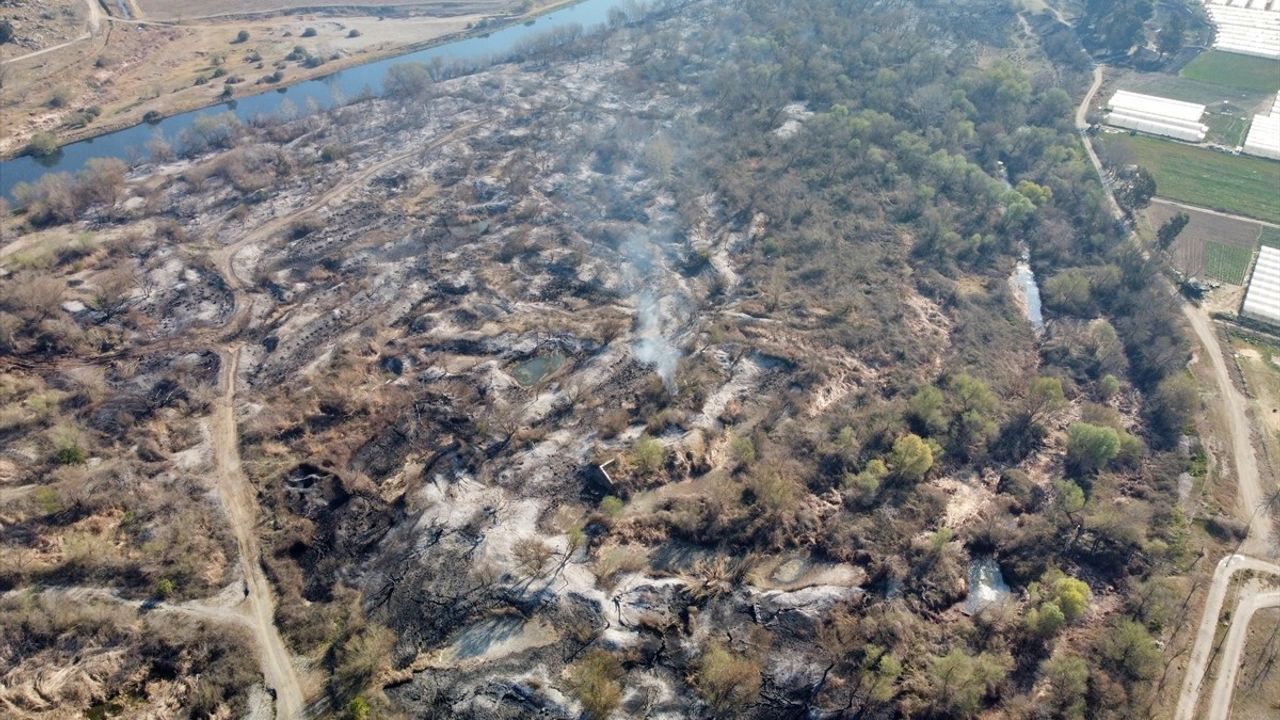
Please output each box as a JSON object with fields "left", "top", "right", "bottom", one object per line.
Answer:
{"left": 773, "top": 102, "right": 814, "bottom": 138}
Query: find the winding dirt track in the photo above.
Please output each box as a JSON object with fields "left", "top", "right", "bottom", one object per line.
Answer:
{"left": 1175, "top": 554, "right": 1280, "bottom": 720}
{"left": 1206, "top": 585, "right": 1280, "bottom": 720}
{"left": 212, "top": 344, "right": 306, "bottom": 718}
{"left": 198, "top": 122, "right": 482, "bottom": 716}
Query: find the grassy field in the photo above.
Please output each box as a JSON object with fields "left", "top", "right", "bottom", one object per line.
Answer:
{"left": 1203, "top": 240, "right": 1254, "bottom": 284}
{"left": 1261, "top": 227, "right": 1280, "bottom": 249}
{"left": 1181, "top": 50, "right": 1280, "bottom": 94}
{"left": 1131, "top": 74, "right": 1268, "bottom": 106}
{"left": 1204, "top": 110, "right": 1251, "bottom": 146}
{"left": 1102, "top": 134, "right": 1280, "bottom": 224}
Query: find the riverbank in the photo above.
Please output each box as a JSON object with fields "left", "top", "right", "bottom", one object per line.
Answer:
{"left": 0, "top": 0, "right": 581, "bottom": 162}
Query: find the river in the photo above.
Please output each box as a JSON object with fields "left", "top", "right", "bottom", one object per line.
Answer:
{"left": 0, "top": 0, "right": 629, "bottom": 197}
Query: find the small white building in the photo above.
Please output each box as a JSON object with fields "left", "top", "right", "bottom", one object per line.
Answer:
{"left": 1203, "top": 0, "right": 1280, "bottom": 60}
{"left": 1242, "top": 245, "right": 1280, "bottom": 326}
{"left": 1243, "top": 92, "right": 1280, "bottom": 160}
{"left": 1105, "top": 90, "right": 1209, "bottom": 142}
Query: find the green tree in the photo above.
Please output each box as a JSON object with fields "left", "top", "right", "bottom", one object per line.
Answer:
{"left": 1026, "top": 599, "right": 1066, "bottom": 639}
{"left": 26, "top": 131, "right": 59, "bottom": 158}
{"left": 845, "top": 457, "right": 888, "bottom": 497}
{"left": 1149, "top": 373, "right": 1197, "bottom": 445}
{"left": 154, "top": 578, "right": 176, "bottom": 599}
{"left": 1040, "top": 655, "right": 1089, "bottom": 720}
{"left": 599, "top": 495, "right": 624, "bottom": 518}
{"left": 347, "top": 697, "right": 371, "bottom": 720}
{"left": 1117, "top": 166, "right": 1157, "bottom": 211}
{"left": 1156, "top": 211, "right": 1189, "bottom": 251}
{"left": 1055, "top": 479, "right": 1086, "bottom": 519}
{"left": 632, "top": 434, "right": 665, "bottom": 476}
{"left": 861, "top": 647, "right": 901, "bottom": 703}
{"left": 889, "top": 433, "right": 933, "bottom": 483}
{"left": 948, "top": 374, "right": 997, "bottom": 459}
{"left": 1098, "top": 374, "right": 1121, "bottom": 400}
{"left": 567, "top": 649, "right": 623, "bottom": 719}
{"left": 1044, "top": 269, "right": 1091, "bottom": 315}
{"left": 1066, "top": 422, "right": 1120, "bottom": 475}
{"left": 730, "top": 434, "right": 757, "bottom": 467}
{"left": 1100, "top": 618, "right": 1161, "bottom": 680}
{"left": 927, "top": 649, "right": 1012, "bottom": 717}
{"left": 908, "top": 385, "right": 947, "bottom": 436}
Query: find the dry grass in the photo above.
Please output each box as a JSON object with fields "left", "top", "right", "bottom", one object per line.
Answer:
{"left": 136, "top": 0, "right": 518, "bottom": 21}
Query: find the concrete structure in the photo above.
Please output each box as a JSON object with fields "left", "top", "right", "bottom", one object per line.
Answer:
{"left": 1243, "top": 92, "right": 1280, "bottom": 159}
{"left": 1105, "top": 90, "right": 1209, "bottom": 142}
{"left": 1242, "top": 245, "right": 1280, "bottom": 326}
{"left": 1203, "top": 0, "right": 1280, "bottom": 59}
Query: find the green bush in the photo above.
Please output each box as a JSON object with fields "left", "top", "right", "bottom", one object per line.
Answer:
{"left": 1065, "top": 422, "right": 1119, "bottom": 476}
{"left": 566, "top": 649, "right": 623, "bottom": 719}
{"left": 26, "top": 131, "right": 59, "bottom": 158}
{"left": 696, "top": 643, "right": 762, "bottom": 712}
{"left": 599, "top": 495, "right": 624, "bottom": 518}
{"left": 632, "top": 434, "right": 665, "bottom": 476}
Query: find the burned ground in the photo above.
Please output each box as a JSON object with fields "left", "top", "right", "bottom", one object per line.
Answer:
{"left": 0, "top": 0, "right": 1232, "bottom": 718}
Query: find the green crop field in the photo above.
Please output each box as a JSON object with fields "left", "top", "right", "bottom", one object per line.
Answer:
{"left": 1261, "top": 227, "right": 1280, "bottom": 249}
{"left": 1132, "top": 74, "right": 1267, "bottom": 106}
{"left": 1101, "top": 134, "right": 1280, "bottom": 224}
{"left": 1203, "top": 240, "right": 1254, "bottom": 284}
{"left": 1181, "top": 50, "right": 1280, "bottom": 94}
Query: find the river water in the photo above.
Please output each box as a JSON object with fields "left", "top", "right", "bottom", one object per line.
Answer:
{"left": 0, "top": 0, "right": 628, "bottom": 197}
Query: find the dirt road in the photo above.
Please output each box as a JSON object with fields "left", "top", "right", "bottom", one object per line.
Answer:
{"left": 1205, "top": 584, "right": 1280, "bottom": 720}
{"left": 0, "top": 0, "right": 99, "bottom": 66}
{"left": 1175, "top": 554, "right": 1280, "bottom": 720}
{"left": 212, "top": 345, "right": 306, "bottom": 718}
{"left": 1152, "top": 197, "right": 1280, "bottom": 231}
{"left": 1182, "top": 304, "right": 1274, "bottom": 552}
{"left": 1074, "top": 65, "right": 1124, "bottom": 222}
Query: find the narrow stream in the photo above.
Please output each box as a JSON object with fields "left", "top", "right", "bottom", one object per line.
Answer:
{"left": 1012, "top": 257, "right": 1044, "bottom": 332}
{"left": 1, "top": 0, "right": 631, "bottom": 196}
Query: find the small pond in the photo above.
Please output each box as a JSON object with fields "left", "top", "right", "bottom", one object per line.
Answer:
{"left": 512, "top": 351, "right": 565, "bottom": 386}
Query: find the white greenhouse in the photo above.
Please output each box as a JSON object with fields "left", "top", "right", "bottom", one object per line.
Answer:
{"left": 1243, "top": 93, "right": 1280, "bottom": 160}
{"left": 1243, "top": 246, "right": 1280, "bottom": 327}
{"left": 1105, "top": 91, "right": 1209, "bottom": 142}
{"left": 1203, "top": 0, "right": 1280, "bottom": 60}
